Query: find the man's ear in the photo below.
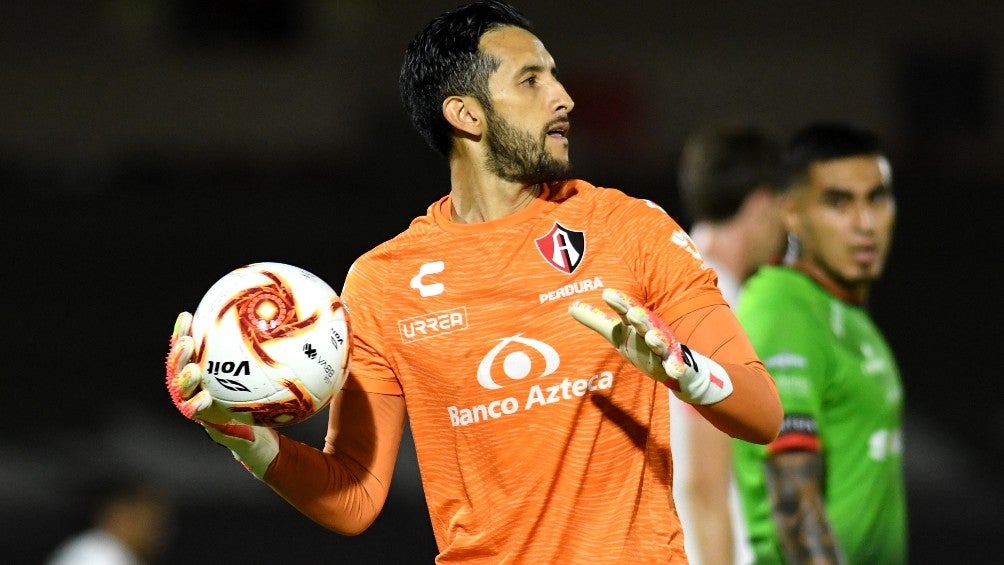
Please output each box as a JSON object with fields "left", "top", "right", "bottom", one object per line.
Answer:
{"left": 443, "top": 95, "right": 484, "bottom": 137}
{"left": 780, "top": 192, "right": 800, "bottom": 236}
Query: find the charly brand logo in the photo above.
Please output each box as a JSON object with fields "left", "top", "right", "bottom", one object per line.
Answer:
{"left": 860, "top": 342, "right": 891, "bottom": 376}
{"left": 644, "top": 199, "right": 667, "bottom": 214}
{"left": 535, "top": 222, "right": 585, "bottom": 274}
{"left": 447, "top": 334, "right": 614, "bottom": 427}
{"left": 671, "top": 229, "right": 702, "bottom": 261}
{"left": 410, "top": 261, "right": 445, "bottom": 297}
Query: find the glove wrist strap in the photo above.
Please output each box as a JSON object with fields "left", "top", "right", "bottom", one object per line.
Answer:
{"left": 672, "top": 346, "right": 734, "bottom": 405}
{"left": 235, "top": 426, "right": 280, "bottom": 479}
{"left": 205, "top": 423, "right": 280, "bottom": 480}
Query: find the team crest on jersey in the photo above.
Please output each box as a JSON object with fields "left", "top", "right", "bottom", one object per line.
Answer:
{"left": 535, "top": 222, "right": 585, "bottom": 274}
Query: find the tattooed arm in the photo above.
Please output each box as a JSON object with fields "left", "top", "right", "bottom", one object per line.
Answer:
{"left": 765, "top": 450, "right": 845, "bottom": 564}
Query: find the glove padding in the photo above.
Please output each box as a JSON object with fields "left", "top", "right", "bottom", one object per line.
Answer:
{"left": 569, "top": 288, "right": 734, "bottom": 405}
{"left": 166, "top": 312, "right": 279, "bottom": 479}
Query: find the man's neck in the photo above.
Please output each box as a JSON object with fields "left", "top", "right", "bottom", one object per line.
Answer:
{"left": 790, "top": 259, "right": 868, "bottom": 306}
{"left": 448, "top": 162, "right": 542, "bottom": 223}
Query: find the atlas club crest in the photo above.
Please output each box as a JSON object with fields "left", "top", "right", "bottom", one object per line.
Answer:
{"left": 535, "top": 222, "right": 585, "bottom": 274}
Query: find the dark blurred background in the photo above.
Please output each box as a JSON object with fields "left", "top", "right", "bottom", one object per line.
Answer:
{"left": 2, "top": 1, "right": 1001, "bottom": 563}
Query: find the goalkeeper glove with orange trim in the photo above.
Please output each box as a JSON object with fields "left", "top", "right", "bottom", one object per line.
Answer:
{"left": 166, "top": 312, "right": 279, "bottom": 479}
{"left": 569, "top": 288, "right": 734, "bottom": 405}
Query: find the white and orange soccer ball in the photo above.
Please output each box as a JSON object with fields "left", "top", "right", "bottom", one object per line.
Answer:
{"left": 190, "top": 262, "right": 350, "bottom": 427}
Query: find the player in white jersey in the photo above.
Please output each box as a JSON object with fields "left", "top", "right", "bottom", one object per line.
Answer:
{"left": 672, "top": 123, "right": 784, "bottom": 564}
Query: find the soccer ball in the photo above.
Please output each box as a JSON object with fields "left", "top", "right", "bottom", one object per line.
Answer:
{"left": 190, "top": 262, "right": 350, "bottom": 427}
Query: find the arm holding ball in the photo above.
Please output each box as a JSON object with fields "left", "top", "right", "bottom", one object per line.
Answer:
{"left": 165, "top": 313, "right": 407, "bottom": 536}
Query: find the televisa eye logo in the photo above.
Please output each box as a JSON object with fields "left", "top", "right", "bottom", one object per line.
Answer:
{"left": 535, "top": 222, "right": 585, "bottom": 274}
{"left": 476, "top": 335, "right": 559, "bottom": 390}
{"left": 447, "top": 334, "right": 615, "bottom": 427}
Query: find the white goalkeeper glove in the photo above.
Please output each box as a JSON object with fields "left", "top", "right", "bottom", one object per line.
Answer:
{"left": 166, "top": 312, "right": 279, "bottom": 479}
{"left": 569, "top": 288, "right": 734, "bottom": 405}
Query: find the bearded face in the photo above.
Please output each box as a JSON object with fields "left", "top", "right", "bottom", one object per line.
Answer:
{"left": 483, "top": 104, "right": 571, "bottom": 185}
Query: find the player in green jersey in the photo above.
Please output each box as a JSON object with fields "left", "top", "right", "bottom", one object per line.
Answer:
{"left": 732, "top": 122, "right": 906, "bottom": 564}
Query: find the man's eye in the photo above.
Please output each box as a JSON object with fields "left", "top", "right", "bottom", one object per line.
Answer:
{"left": 823, "top": 194, "right": 850, "bottom": 209}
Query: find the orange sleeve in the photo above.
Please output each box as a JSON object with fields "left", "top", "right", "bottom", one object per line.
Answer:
{"left": 338, "top": 255, "right": 405, "bottom": 396}
{"left": 262, "top": 388, "right": 407, "bottom": 535}
{"left": 594, "top": 192, "right": 780, "bottom": 441}
{"left": 672, "top": 304, "right": 782, "bottom": 444}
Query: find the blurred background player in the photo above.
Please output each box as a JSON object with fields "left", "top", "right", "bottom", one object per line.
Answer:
{"left": 166, "top": 1, "right": 782, "bottom": 562}
{"left": 732, "top": 121, "right": 906, "bottom": 564}
{"left": 46, "top": 478, "right": 172, "bottom": 565}
{"left": 672, "top": 123, "right": 784, "bottom": 565}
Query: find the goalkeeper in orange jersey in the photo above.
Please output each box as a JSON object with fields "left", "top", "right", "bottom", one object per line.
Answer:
{"left": 166, "top": 1, "right": 782, "bottom": 562}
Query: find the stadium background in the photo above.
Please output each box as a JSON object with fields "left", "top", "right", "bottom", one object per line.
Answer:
{"left": 2, "top": 1, "right": 1001, "bottom": 562}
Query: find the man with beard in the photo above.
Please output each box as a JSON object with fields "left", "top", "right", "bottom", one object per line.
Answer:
{"left": 165, "top": 1, "right": 782, "bottom": 562}
{"left": 732, "top": 122, "right": 906, "bottom": 564}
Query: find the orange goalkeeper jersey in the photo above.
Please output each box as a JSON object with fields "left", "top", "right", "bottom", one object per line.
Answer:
{"left": 340, "top": 180, "right": 727, "bottom": 563}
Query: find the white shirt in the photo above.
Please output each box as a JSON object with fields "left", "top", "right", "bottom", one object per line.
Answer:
{"left": 673, "top": 258, "right": 754, "bottom": 565}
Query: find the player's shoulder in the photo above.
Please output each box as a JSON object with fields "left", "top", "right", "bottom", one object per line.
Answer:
{"left": 745, "top": 267, "right": 820, "bottom": 300}
{"left": 740, "top": 266, "right": 828, "bottom": 322}
{"left": 556, "top": 179, "right": 676, "bottom": 225}
{"left": 743, "top": 267, "right": 795, "bottom": 302}
{"left": 344, "top": 200, "right": 439, "bottom": 283}
{"left": 560, "top": 178, "right": 650, "bottom": 205}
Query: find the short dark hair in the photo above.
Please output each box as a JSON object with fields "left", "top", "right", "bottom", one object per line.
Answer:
{"left": 780, "top": 121, "right": 886, "bottom": 189}
{"left": 678, "top": 124, "right": 782, "bottom": 223}
{"left": 399, "top": 1, "right": 533, "bottom": 156}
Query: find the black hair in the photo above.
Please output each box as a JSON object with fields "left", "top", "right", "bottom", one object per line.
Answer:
{"left": 780, "top": 121, "right": 886, "bottom": 190}
{"left": 678, "top": 124, "right": 782, "bottom": 223}
{"left": 399, "top": 1, "right": 533, "bottom": 156}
